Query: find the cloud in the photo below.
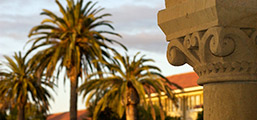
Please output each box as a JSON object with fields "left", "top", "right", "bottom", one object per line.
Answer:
{"left": 0, "top": 14, "right": 44, "bottom": 41}
{"left": 0, "top": 0, "right": 58, "bottom": 43}
{"left": 0, "top": 0, "right": 56, "bottom": 15}
{"left": 0, "top": 13, "right": 46, "bottom": 55}
{"left": 100, "top": 4, "right": 167, "bottom": 53}
{"left": 105, "top": 4, "right": 161, "bottom": 33}
{"left": 99, "top": 0, "right": 164, "bottom": 9}
{"left": 106, "top": 31, "right": 167, "bottom": 54}
{"left": 119, "top": 31, "right": 167, "bottom": 53}
{"left": 0, "top": 0, "right": 8, "bottom": 4}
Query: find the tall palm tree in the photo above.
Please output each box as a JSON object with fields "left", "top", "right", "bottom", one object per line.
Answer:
{"left": 0, "top": 52, "right": 54, "bottom": 120}
{"left": 78, "top": 52, "right": 180, "bottom": 120}
{"left": 27, "top": 0, "right": 126, "bottom": 119}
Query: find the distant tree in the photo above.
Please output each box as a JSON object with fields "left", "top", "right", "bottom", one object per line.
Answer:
{"left": 165, "top": 116, "right": 181, "bottom": 120}
{"left": 79, "top": 52, "right": 179, "bottom": 120}
{"left": 0, "top": 52, "right": 54, "bottom": 120}
{"left": 0, "top": 63, "right": 7, "bottom": 120}
{"left": 0, "top": 111, "right": 7, "bottom": 120}
{"left": 87, "top": 102, "right": 180, "bottom": 120}
{"left": 6, "top": 103, "right": 47, "bottom": 120}
{"left": 27, "top": 0, "right": 125, "bottom": 119}
{"left": 85, "top": 91, "right": 124, "bottom": 120}
{"left": 97, "top": 107, "right": 121, "bottom": 120}
{"left": 138, "top": 105, "right": 180, "bottom": 120}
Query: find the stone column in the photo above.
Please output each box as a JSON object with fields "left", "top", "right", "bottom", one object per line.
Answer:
{"left": 158, "top": 0, "right": 257, "bottom": 120}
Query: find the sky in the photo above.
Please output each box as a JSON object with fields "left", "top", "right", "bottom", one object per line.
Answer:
{"left": 0, "top": 0, "right": 193, "bottom": 113}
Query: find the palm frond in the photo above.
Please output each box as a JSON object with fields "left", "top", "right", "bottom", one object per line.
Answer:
{"left": 78, "top": 52, "right": 181, "bottom": 119}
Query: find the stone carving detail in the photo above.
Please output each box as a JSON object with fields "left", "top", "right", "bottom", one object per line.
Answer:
{"left": 167, "top": 47, "right": 186, "bottom": 66}
{"left": 194, "top": 61, "right": 257, "bottom": 76}
{"left": 167, "top": 27, "right": 257, "bottom": 84}
{"left": 209, "top": 35, "right": 235, "bottom": 57}
{"left": 183, "top": 32, "right": 200, "bottom": 49}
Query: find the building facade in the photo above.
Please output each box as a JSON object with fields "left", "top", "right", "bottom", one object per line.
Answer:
{"left": 149, "top": 72, "right": 203, "bottom": 120}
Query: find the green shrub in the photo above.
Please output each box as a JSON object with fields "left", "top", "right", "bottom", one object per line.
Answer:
{"left": 196, "top": 109, "right": 203, "bottom": 120}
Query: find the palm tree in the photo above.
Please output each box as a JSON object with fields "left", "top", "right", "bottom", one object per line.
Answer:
{"left": 27, "top": 0, "right": 126, "bottom": 119}
{"left": 0, "top": 52, "right": 54, "bottom": 120}
{"left": 78, "top": 52, "right": 180, "bottom": 120}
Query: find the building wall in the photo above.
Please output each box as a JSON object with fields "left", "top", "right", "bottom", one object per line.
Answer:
{"left": 149, "top": 86, "right": 203, "bottom": 120}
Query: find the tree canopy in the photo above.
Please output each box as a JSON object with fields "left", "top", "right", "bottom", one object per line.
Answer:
{"left": 27, "top": 0, "right": 126, "bottom": 119}
{"left": 0, "top": 52, "right": 54, "bottom": 120}
{"left": 79, "top": 52, "right": 179, "bottom": 120}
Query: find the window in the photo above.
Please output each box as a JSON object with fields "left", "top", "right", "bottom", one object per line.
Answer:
{"left": 196, "top": 95, "right": 200, "bottom": 105}
{"left": 169, "top": 100, "right": 173, "bottom": 112}
{"left": 187, "top": 97, "right": 191, "bottom": 110}
{"left": 200, "top": 94, "right": 203, "bottom": 104}
{"left": 167, "top": 99, "right": 170, "bottom": 112}
{"left": 165, "top": 98, "right": 168, "bottom": 111}
{"left": 172, "top": 103, "right": 176, "bottom": 112}
{"left": 177, "top": 98, "right": 180, "bottom": 111}
{"left": 191, "top": 96, "right": 195, "bottom": 109}
{"left": 161, "top": 98, "right": 166, "bottom": 111}
{"left": 179, "top": 98, "right": 182, "bottom": 110}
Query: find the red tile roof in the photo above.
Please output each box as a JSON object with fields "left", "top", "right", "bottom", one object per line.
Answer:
{"left": 166, "top": 72, "right": 199, "bottom": 89}
{"left": 47, "top": 109, "right": 91, "bottom": 120}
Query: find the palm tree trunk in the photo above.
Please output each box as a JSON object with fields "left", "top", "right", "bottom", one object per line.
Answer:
{"left": 126, "top": 104, "right": 137, "bottom": 120}
{"left": 126, "top": 84, "right": 139, "bottom": 120}
{"left": 70, "top": 76, "right": 78, "bottom": 120}
{"left": 18, "top": 104, "right": 25, "bottom": 120}
{"left": 147, "top": 91, "right": 156, "bottom": 120}
{"left": 69, "top": 66, "right": 78, "bottom": 120}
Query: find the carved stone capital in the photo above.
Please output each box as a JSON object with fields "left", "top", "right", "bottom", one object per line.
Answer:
{"left": 167, "top": 27, "right": 257, "bottom": 84}
{"left": 159, "top": 1, "right": 257, "bottom": 119}
{"left": 159, "top": 0, "right": 257, "bottom": 85}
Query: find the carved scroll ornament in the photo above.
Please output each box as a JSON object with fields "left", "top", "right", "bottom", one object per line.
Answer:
{"left": 167, "top": 27, "right": 257, "bottom": 85}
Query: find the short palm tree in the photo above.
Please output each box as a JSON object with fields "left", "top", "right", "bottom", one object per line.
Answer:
{"left": 78, "top": 52, "right": 179, "bottom": 120}
{"left": 27, "top": 0, "right": 126, "bottom": 120}
{"left": 0, "top": 52, "right": 54, "bottom": 120}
